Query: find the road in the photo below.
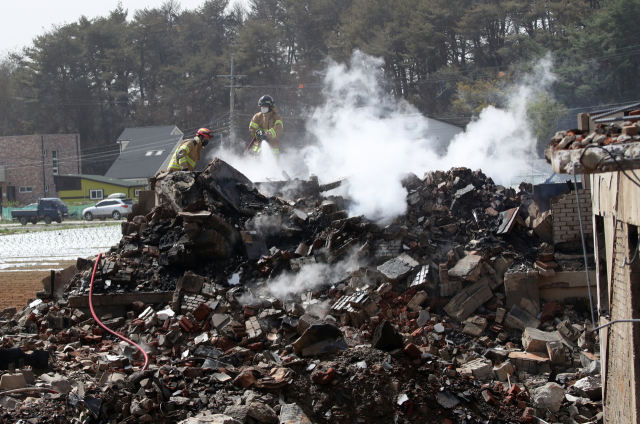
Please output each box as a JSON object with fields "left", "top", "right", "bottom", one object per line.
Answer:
{"left": 0, "top": 219, "right": 124, "bottom": 229}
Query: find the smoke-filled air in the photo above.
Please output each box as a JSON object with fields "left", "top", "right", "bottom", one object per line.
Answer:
{"left": 217, "top": 50, "right": 558, "bottom": 223}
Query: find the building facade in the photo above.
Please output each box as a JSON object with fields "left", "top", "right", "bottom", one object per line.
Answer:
{"left": 591, "top": 170, "right": 640, "bottom": 423}
{"left": 54, "top": 174, "right": 145, "bottom": 204}
{"left": 0, "top": 134, "right": 81, "bottom": 205}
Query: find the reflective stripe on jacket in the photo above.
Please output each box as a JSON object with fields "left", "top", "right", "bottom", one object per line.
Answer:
{"left": 168, "top": 136, "right": 205, "bottom": 172}
{"left": 249, "top": 106, "right": 283, "bottom": 154}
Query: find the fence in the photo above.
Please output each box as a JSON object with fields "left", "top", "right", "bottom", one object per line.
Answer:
{"left": 1, "top": 203, "right": 97, "bottom": 222}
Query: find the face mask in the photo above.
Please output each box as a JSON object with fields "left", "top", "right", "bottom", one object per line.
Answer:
{"left": 261, "top": 106, "right": 269, "bottom": 113}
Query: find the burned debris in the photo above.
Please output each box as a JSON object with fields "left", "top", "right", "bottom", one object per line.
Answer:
{"left": 545, "top": 117, "right": 640, "bottom": 174}
{"left": 0, "top": 159, "right": 601, "bottom": 423}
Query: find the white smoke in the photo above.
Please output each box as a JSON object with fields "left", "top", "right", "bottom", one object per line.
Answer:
{"left": 267, "top": 249, "right": 363, "bottom": 300}
{"left": 213, "top": 51, "right": 557, "bottom": 223}
{"left": 304, "top": 51, "right": 556, "bottom": 222}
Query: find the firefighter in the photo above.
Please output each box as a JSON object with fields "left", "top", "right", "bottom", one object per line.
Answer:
{"left": 168, "top": 128, "right": 213, "bottom": 172}
{"left": 249, "top": 95, "right": 283, "bottom": 160}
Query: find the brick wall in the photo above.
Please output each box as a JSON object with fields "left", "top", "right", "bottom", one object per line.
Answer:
{"left": 0, "top": 135, "right": 80, "bottom": 205}
{"left": 551, "top": 189, "right": 593, "bottom": 244}
{"left": 605, "top": 221, "right": 640, "bottom": 423}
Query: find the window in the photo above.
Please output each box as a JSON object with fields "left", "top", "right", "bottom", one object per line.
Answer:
{"left": 45, "top": 185, "right": 49, "bottom": 192}
{"left": 155, "top": 150, "right": 165, "bottom": 156}
{"left": 145, "top": 151, "right": 154, "bottom": 156}
{"left": 90, "top": 189, "right": 104, "bottom": 200}
{"left": 52, "top": 150, "right": 58, "bottom": 175}
{"left": 19, "top": 187, "right": 33, "bottom": 193}
{"left": 134, "top": 189, "right": 141, "bottom": 197}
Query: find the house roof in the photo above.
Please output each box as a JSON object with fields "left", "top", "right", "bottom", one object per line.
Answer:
{"left": 56, "top": 174, "right": 144, "bottom": 188}
{"left": 105, "top": 125, "right": 184, "bottom": 180}
{"left": 591, "top": 101, "right": 640, "bottom": 120}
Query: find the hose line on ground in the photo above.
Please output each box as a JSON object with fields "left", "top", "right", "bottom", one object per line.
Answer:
{"left": 89, "top": 253, "right": 149, "bottom": 371}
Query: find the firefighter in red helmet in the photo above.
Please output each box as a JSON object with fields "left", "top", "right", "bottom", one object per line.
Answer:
{"left": 168, "top": 128, "right": 214, "bottom": 172}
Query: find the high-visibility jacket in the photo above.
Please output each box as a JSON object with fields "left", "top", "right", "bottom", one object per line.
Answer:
{"left": 249, "top": 105, "right": 283, "bottom": 154}
{"left": 168, "top": 136, "right": 205, "bottom": 172}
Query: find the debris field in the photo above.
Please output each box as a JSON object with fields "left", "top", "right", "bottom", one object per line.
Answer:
{"left": 0, "top": 158, "right": 603, "bottom": 424}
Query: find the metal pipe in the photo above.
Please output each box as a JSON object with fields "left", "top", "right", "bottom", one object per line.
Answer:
{"left": 573, "top": 163, "right": 596, "bottom": 325}
{"left": 591, "top": 319, "right": 640, "bottom": 333}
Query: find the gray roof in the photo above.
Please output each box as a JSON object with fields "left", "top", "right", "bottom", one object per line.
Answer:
{"left": 591, "top": 101, "right": 640, "bottom": 120}
{"left": 105, "top": 125, "right": 183, "bottom": 180}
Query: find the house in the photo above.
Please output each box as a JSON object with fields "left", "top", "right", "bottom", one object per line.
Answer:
{"left": 424, "top": 115, "right": 465, "bottom": 154}
{"left": 104, "top": 126, "right": 184, "bottom": 185}
{"left": 54, "top": 174, "right": 146, "bottom": 203}
{"left": 0, "top": 134, "right": 81, "bottom": 205}
{"left": 578, "top": 101, "right": 640, "bottom": 132}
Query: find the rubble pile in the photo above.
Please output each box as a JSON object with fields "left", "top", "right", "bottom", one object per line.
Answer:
{"left": 545, "top": 119, "right": 640, "bottom": 173}
{"left": 0, "top": 159, "right": 602, "bottom": 423}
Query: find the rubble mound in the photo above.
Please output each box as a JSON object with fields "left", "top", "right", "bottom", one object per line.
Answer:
{"left": 0, "top": 159, "right": 602, "bottom": 423}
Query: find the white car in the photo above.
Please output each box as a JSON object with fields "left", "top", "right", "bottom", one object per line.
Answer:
{"left": 83, "top": 198, "right": 134, "bottom": 221}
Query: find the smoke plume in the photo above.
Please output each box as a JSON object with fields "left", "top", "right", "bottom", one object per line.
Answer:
{"left": 214, "top": 51, "right": 557, "bottom": 223}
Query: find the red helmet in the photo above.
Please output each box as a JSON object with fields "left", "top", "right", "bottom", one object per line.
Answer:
{"left": 197, "top": 128, "right": 213, "bottom": 140}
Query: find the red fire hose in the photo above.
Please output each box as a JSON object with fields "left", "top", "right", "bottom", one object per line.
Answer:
{"left": 89, "top": 253, "right": 149, "bottom": 371}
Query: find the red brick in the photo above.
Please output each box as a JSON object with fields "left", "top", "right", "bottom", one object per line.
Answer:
{"left": 481, "top": 390, "right": 496, "bottom": 405}
{"left": 311, "top": 367, "right": 336, "bottom": 385}
{"left": 192, "top": 303, "right": 212, "bottom": 321}
{"left": 403, "top": 343, "right": 422, "bottom": 359}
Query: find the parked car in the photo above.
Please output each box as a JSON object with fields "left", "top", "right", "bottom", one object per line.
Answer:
{"left": 107, "top": 193, "right": 127, "bottom": 199}
{"left": 11, "top": 198, "right": 69, "bottom": 225}
{"left": 82, "top": 198, "right": 133, "bottom": 221}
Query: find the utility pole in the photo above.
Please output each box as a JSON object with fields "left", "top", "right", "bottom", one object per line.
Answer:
{"left": 217, "top": 54, "right": 245, "bottom": 149}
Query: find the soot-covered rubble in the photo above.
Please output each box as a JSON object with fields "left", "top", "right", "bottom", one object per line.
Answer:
{"left": 0, "top": 159, "right": 602, "bottom": 424}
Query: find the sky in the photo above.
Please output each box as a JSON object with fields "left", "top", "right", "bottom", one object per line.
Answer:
{"left": 0, "top": 0, "right": 248, "bottom": 55}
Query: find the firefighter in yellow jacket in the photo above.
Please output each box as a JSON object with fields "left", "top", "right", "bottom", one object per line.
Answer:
{"left": 168, "top": 128, "right": 213, "bottom": 172}
{"left": 249, "top": 95, "right": 283, "bottom": 159}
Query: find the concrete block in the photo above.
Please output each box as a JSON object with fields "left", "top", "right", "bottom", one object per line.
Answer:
{"left": 0, "top": 373, "right": 26, "bottom": 390}
{"left": 181, "top": 271, "right": 205, "bottom": 293}
{"left": 533, "top": 215, "right": 553, "bottom": 243}
{"left": 377, "top": 254, "right": 418, "bottom": 283}
{"left": 211, "top": 314, "right": 231, "bottom": 330}
{"left": 557, "top": 320, "right": 580, "bottom": 341}
{"left": 462, "top": 316, "right": 488, "bottom": 337}
{"left": 493, "top": 361, "right": 514, "bottom": 381}
{"left": 547, "top": 341, "right": 565, "bottom": 365}
{"left": 444, "top": 279, "right": 492, "bottom": 321}
{"left": 459, "top": 358, "right": 493, "bottom": 380}
{"left": 504, "top": 305, "right": 540, "bottom": 331}
{"left": 522, "top": 328, "right": 562, "bottom": 352}
{"left": 509, "top": 351, "right": 551, "bottom": 374}
{"left": 407, "top": 291, "right": 428, "bottom": 311}
{"left": 448, "top": 255, "right": 483, "bottom": 281}
{"left": 504, "top": 271, "right": 540, "bottom": 315}
{"left": 531, "top": 383, "right": 565, "bottom": 413}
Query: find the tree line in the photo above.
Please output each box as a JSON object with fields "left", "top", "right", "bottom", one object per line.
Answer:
{"left": 0, "top": 0, "right": 638, "bottom": 173}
